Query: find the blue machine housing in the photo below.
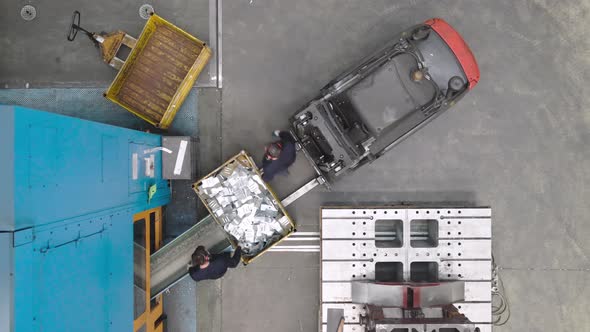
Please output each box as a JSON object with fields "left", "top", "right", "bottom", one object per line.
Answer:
{"left": 0, "top": 106, "right": 171, "bottom": 332}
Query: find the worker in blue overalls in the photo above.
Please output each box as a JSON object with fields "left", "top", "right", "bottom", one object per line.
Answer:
{"left": 261, "top": 130, "right": 297, "bottom": 182}
{"left": 189, "top": 245, "right": 242, "bottom": 281}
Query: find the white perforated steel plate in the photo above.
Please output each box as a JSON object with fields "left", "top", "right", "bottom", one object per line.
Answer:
{"left": 321, "top": 323, "right": 493, "bottom": 332}
{"left": 320, "top": 206, "right": 493, "bottom": 331}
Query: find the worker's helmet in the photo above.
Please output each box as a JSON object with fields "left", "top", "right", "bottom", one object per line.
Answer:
{"left": 265, "top": 142, "right": 283, "bottom": 160}
{"left": 192, "top": 246, "right": 210, "bottom": 266}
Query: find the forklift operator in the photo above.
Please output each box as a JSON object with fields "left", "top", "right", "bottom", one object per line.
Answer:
{"left": 261, "top": 130, "right": 297, "bottom": 182}
{"left": 188, "top": 245, "right": 242, "bottom": 282}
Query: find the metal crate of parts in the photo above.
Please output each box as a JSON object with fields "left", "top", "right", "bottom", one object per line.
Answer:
{"left": 192, "top": 151, "right": 296, "bottom": 264}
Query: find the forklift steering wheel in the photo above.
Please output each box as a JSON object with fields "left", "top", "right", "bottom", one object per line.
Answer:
{"left": 67, "top": 10, "right": 81, "bottom": 41}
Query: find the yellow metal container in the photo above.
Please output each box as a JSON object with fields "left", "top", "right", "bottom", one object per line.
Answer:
{"left": 192, "top": 151, "right": 296, "bottom": 264}
{"left": 105, "top": 14, "right": 211, "bottom": 129}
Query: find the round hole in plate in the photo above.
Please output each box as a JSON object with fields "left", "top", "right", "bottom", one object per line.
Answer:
{"left": 458, "top": 221, "right": 462, "bottom": 224}
{"left": 363, "top": 243, "right": 366, "bottom": 246}
{"left": 363, "top": 211, "right": 366, "bottom": 215}
{"left": 384, "top": 211, "right": 388, "bottom": 214}
{"left": 363, "top": 221, "right": 366, "bottom": 225}
{"left": 458, "top": 263, "right": 462, "bottom": 267}
{"left": 363, "top": 274, "right": 366, "bottom": 278}
{"left": 447, "top": 210, "right": 451, "bottom": 214}
{"left": 437, "top": 210, "right": 440, "bottom": 214}
{"left": 394, "top": 211, "right": 398, "bottom": 214}
{"left": 448, "top": 232, "right": 451, "bottom": 235}
{"left": 352, "top": 306, "right": 356, "bottom": 309}
{"left": 352, "top": 221, "right": 356, "bottom": 225}
{"left": 352, "top": 274, "right": 356, "bottom": 278}
{"left": 448, "top": 221, "right": 451, "bottom": 224}
{"left": 363, "top": 232, "right": 366, "bottom": 236}
{"left": 448, "top": 242, "right": 451, "bottom": 245}
{"left": 448, "top": 274, "right": 451, "bottom": 277}
{"left": 458, "top": 242, "right": 462, "bottom": 246}
{"left": 458, "top": 211, "right": 462, "bottom": 214}
{"left": 352, "top": 253, "right": 356, "bottom": 257}
{"left": 458, "top": 232, "right": 462, "bottom": 235}
{"left": 352, "top": 232, "right": 356, "bottom": 236}
{"left": 448, "top": 263, "right": 451, "bottom": 267}
{"left": 352, "top": 243, "right": 356, "bottom": 246}
{"left": 447, "top": 253, "right": 451, "bottom": 256}
{"left": 363, "top": 264, "right": 366, "bottom": 267}
{"left": 373, "top": 253, "right": 377, "bottom": 257}
{"left": 352, "top": 211, "right": 356, "bottom": 215}
{"left": 384, "top": 253, "right": 388, "bottom": 256}
{"left": 416, "top": 211, "right": 419, "bottom": 214}
{"left": 437, "top": 253, "right": 440, "bottom": 256}
{"left": 459, "top": 274, "right": 462, "bottom": 278}
{"left": 373, "top": 211, "right": 377, "bottom": 214}
{"left": 362, "top": 253, "right": 366, "bottom": 257}
{"left": 352, "top": 264, "right": 356, "bottom": 267}
{"left": 458, "top": 253, "right": 462, "bottom": 256}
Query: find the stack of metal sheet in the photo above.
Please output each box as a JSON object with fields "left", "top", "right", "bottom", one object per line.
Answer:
{"left": 198, "top": 162, "right": 289, "bottom": 256}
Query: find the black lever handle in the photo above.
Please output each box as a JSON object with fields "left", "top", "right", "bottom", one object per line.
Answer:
{"left": 67, "top": 10, "right": 96, "bottom": 44}
{"left": 67, "top": 10, "right": 81, "bottom": 41}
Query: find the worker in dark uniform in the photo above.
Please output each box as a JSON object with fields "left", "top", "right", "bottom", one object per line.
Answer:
{"left": 188, "top": 245, "right": 242, "bottom": 282}
{"left": 261, "top": 130, "right": 297, "bottom": 182}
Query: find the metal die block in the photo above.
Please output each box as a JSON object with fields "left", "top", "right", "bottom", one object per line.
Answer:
{"left": 350, "top": 281, "right": 406, "bottom": 306}
{"left": 322, "top": 281, "right": 489, "bottom": 303}
{"left": 414, "top": 281, "right": 466, "bottom": 307}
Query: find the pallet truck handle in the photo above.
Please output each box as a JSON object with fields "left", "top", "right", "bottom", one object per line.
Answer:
{"left": 67, "top": 10, "right": 96, "bottom": 45}
{"left": 67, "top": 10, "right": 81, "bottom": 41}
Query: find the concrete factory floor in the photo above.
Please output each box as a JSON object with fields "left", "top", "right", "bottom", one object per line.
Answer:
{"left": 2, "top": 0, "right": 590, "bottom": 331}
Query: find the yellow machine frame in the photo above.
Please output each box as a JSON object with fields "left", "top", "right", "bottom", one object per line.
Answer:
{"left": 133, "top": 207, "right": 164, "bottom": 332}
